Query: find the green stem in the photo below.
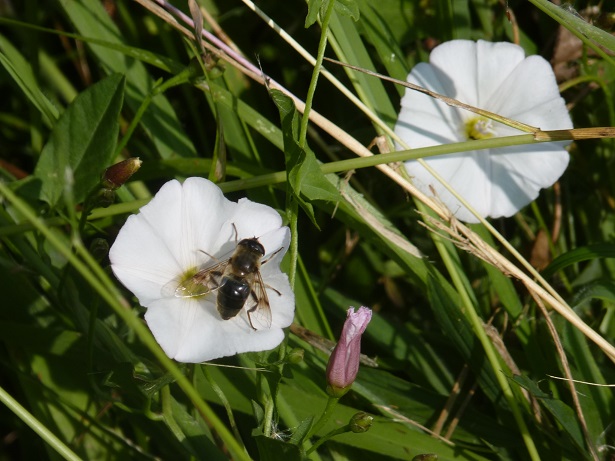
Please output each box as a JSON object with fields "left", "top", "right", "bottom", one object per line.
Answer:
{"left": 262, "top": 394, "right": 275, "bottom": 438}
{"left": 298, "top": 0, "right": 336, "bottom": 148}
{"left": 527, "top": 0, "right": 615, "bottom": 68}
{"left": 115, "top": 67, "right": 193, "bottom": 158}
{"left": 559, "top": 75, "right": 615, "bottom": 127}
{"left": 428, "top": 210, "right": 540, "bottom": 461}
{"left": 287, "top": 197, "right": 299, "bottom": 288}
{"left": 306, "top": 424, "right": 350, "bottom": 456}
{"left": 161, "top": 385, "right": 187, "bottom": 443}
{"left": 304, "top": 395, "right": 340, "bottom": 443}
{"left": 0, "top": 182, "right": 251, "bottom": 461}
{"left": 0, "top": 132, "right": 577, "bottom": 238}
{"left": 217, "top": 133, "right": 538, "bottom": 196}
{"left": 0, "top": 384, "right": 82, "bottom": 461}
{"left": 201, "top": 365, "right": 246, "bottom": 450}
{"left": 223, "top": 133, "right": 536, "bottom": 191}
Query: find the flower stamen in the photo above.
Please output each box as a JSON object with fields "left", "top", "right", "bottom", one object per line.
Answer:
{"left": 465, "top": 116, "right": 496, "bottom": 140}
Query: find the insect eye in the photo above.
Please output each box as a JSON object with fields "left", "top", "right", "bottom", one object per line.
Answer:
{"left": 239, "top": 238, "right": 265, "bottom": 256}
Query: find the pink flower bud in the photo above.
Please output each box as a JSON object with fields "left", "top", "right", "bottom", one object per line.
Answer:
{"left": 326, "top": 306, "right": 372, "bottom": 396}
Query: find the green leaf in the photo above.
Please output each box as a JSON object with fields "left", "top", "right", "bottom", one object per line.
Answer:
{"left": 353, "top": 368, "right": 516, "bottom": 453}
{"left": 169, "top": 394, "right": 227, "bottom": 460}
{"left": 512, "top": 375, "right": 588, "bottom": 457}
{"left": 280, "top": 372, "right": 496, "bottom": 460}
{"left": 305, "top": 0, "right": 324, "bottom": 28}
{"left": 289, "top": 416, "right": 314, "bottom": 445}
{"left": 254, "top": 431, "right": 303, "bottom": 461}
{"left": 353, "top": 0, "right": 412, "bottom": 90}
{"left": 571, "top": 280, "right": 615, "bottom": 307}
{"left": 542, "top": 244, "right": 615, "bottom": 278}
{"left": 426, "top": 273, "right": 502, "bottom": 403}
{"left": 0, "top": 34, "right": 60, "bottom": 125}
{"left": 270, "top": 89, "right": 343, "bottom": 225}
{"left": 34, "top": 73, "right": 124, "bottom": 207}
{"left": 471, "top": 224, "right": 531, "bottom": 344}
{"left": 294, "top": 255, "right": 334, "bottom": 338}
{"left": 328, "top": 10, "right": 397, "bottom": 128}
{"left": 562, "top": 321, "right": 613, "bottom": 444}
{"left": 334, "top": 0, "right": 360, "bottom": 21}
{"left": 59, "top": 0, "right": 196, "bottom": 159}
{"left": 306, "top": 0, "right": 359, "bottom": 28}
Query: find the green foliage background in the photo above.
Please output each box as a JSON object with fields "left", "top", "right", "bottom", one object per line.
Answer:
{"left": 0, "top": 0, "right": 614, "bottom": 460}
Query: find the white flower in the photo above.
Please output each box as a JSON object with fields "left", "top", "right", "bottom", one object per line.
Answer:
{"left": 109, "top": 177, "right": 295, "bottom": 362}
{"left": 394, "top": 40, "right": 573, "bottom": 223}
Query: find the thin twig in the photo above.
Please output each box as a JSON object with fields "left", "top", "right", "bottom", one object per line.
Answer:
{"left": 432, "top": 364, "right": 469, "bottom": 436}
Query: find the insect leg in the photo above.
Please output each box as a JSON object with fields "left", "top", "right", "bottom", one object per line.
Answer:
{"left": 261, "top": 246, "right": 284, "bottom": 265}
{"left": 246, "top": 289, "right": 267, "bottom": 331}
{"left": 265, "top": 284, "right": 281, "bottom": 296}
{"left": 231, "top": 222, "right": 239, "bottom": 243}
{"left": 247, "top": 312, "right": 257, "bottom": 331}
{"left": 246, "top": 292, "right": 259, "bottom": 330}
{"left": 198, "top": 248, "right": 219, "bottom": 262}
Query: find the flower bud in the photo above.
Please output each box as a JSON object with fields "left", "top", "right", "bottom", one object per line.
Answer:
{"left": 102, "top": 158, "right": 142, "bottom": 190}
{"left": 326, "top": 306, "right": 372, "bottom": 396}
{"left": 349, "top": 412, "right": 373, "bottom": 433}
{"left": 94, "top": 187, "right": 116, "bottom": 208}
{"left": 286, "top": 347, "right": 304, "bottom": 364}
{"left": 89, "top": 238, "right": 110, "bottom": 263}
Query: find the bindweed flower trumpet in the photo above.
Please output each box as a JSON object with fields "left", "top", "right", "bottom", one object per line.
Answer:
{"left": 326, "top": 306, "right": 372, "bottom": 397}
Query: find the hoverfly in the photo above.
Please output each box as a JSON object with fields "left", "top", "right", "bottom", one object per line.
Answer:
{"left": 174, "top": 230, "right": 282, "bottom": 330}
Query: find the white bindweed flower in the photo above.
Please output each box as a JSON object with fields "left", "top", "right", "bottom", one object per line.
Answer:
{"left": 394, "top": 40, "right": 573, "bottom": 223}
{"left": 109, "top": 177, "right": 295, "bottom": 362}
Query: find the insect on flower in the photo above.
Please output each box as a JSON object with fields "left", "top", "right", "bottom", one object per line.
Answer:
{"left": 110, "top": 177, "right": 295, "bottom": 362}
{"left": 173, "top": 225, "right": 283, "bottom": 330}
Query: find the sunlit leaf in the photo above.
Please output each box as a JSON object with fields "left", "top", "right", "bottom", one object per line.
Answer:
{"left": 34, "top": 73, "right": 124, "bottom": 207}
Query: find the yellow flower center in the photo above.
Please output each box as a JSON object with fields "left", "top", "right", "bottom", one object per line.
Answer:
{"left": 465, "top": 116, "right": 496, "bottom": 140}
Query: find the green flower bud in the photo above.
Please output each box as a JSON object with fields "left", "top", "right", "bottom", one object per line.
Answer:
{"left": 349, "top": 412, "right": 373, "bottom": 433}
{"left": 286, "top": 347, "right": 304, "bottom": 364}
{"left": 94, "top": 187, "right": 116, "bottom": 208}
{"left": 89, "top": 238, "right": 110, "bottom": 263}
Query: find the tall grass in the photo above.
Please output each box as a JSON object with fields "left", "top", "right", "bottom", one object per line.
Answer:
{"left": 0, "top": 0, "right": 614, "bottom": 459}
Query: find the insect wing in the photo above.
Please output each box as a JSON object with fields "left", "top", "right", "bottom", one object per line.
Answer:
{"left": 175, "top": 260, "right": 229, "bottom": 298}
{"left": 248, "top": 271, "right": 273, "bottom": 329}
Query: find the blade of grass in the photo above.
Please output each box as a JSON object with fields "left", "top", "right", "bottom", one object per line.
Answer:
{"left": 0, "top": 182, "right": 251, "bottom": 461}
{"left": 0, "top": 384, "right": 81, "bottom": 461}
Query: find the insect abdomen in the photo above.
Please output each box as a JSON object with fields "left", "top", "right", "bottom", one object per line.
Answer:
{"left": 217, "top": 275, "right": 251, "bottom": 319}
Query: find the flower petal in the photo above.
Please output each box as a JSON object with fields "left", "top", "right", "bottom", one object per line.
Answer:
{"left": 177, "top": 177, "right": 236, "bottom": 269}
{"left": 488, "top": 144, "right": 569, "bottom": 218}
{"left": 145, "top": 297, "right": 286, "bottom": 362}
{"left": 396, "top": 63, "right": 465, "bottom": 148}
{"left": 427, "top": 40, "right": 480, "bottom": 106}
{"left": 405, "top": 151, "right": 492, "bottom": 222}
{"left": 110, "top": 177, "right": 295, "bottom": 362}
{"left": 487, "top": 56, "right": 572, "bottom": 130}
{"left": 110, "top": 181, "right": 186, "bottom": 305}
{"left": 395, "top": 40, "right": 572, "bottom": 222}
{"left": 474, "top": 40, "right": 526, "bottom": 107}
